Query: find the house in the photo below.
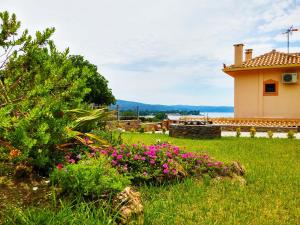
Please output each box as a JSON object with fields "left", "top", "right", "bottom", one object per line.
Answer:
{"left": 223, "top": 44, "right": 300, "bottom": 119}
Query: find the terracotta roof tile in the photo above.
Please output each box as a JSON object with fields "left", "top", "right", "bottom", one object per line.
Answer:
{"left": 227, "top": 50, "right": 300, "bottom": 69}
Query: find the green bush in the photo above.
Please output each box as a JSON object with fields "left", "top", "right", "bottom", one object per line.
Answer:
{"left": 139, "top": 125, "right": 145, "bottom": 133}
{"left": 267, "top": 130, "right": 273, "bottom": 139}
{"left": 50, "top": 157, "right": 130, "bottom": 197}
{"left": 287, "top": 130, "right": 295, "bottom": 139}
{"left": 236, "top": 127, "right": 241, "bottom": 138}
{"left": 250, "top": 127, "right": 256, "bottom": 138}
{"left": 0, "top": 12, "right": 114, "bottom": 171}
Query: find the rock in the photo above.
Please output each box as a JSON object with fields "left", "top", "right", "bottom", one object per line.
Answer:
{"left": 14, "top": 164, "right": 32, "bottom": 179}
{"left": 231, "top": 174, "right": 247, "bottom": 185}
{"left": 212, "top": 175, "right": 246, "bottom": 185}
{"left": 32, "top": 186, "right": 38, "bottom": 191}
{"left": 113, "top": 186, "right": 144, "bottom": 225}
{"left": 230, "top": 161, "right": 245, "bottom": 176}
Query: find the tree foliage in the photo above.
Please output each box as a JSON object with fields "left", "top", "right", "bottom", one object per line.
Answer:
{"left": 154, "top": 112, "right": 168, "bottom": 121}
{"left": 0, "top": 11, "right": 113, "bottom": 171}
{"left": 69, "top": 55, "right": 115, "bottom": 105}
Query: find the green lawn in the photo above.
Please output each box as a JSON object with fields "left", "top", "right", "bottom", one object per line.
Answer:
{"left": 122, "top": 133, "right": 300, "bottom": 225}
{"left": 2, "top": 134, "right": 299, "bottom": 225}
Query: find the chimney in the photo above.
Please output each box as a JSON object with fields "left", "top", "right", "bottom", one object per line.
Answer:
{"left": 245, "top": 49, "right": 253, "bottom": 61}
{"left": 234, "top": 43, "right": 244, "bottom": 66}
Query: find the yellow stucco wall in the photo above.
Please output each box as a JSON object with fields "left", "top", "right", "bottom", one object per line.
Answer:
{"left": 233, "top": 68, "right": 300, "bottom": 118}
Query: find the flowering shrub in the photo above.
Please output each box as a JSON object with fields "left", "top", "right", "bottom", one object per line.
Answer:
{"left": 94, "top": 143, "right": 232, "bottom": 184}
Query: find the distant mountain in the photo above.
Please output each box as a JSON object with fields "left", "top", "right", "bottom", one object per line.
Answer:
{"left": 111, "top": 100, "right": 234, "bottom": 112}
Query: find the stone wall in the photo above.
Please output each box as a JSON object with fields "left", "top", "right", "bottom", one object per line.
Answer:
{"left": 143, "top": 123, "right": 162, "bottom": 132}
{"left": 108, "top": 120, "right": 141, "bottom": 131}
{"left": 169, "top": 124, "right": 221, "bottom": 139}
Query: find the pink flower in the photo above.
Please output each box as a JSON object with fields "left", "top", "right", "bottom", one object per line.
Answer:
{"left": 166, "top": 152, "right": 172, "bottom": 158}
{"left": 68, "top": 159, "right": 76, "bottom": 164}
{"left": 134, "top": 155, "right": 140, "bottom": 160}
{"left": 100, "top": 150, "right": 108, "bottom": 155}
{"left": 173, "top": 146, "right": 179, "bottom": 155}
{"left": 162, "top": 163, "right": 168, "bottom": 169}
{"left": 214, "top": 161, "right": 223, "bottom": 166}
{"left": 111, "top": 160, "right": 118, "bottom": 165}
{"left": 150, "top": 159, "right": 155, "bottom": 165}
{"left": 163, "top": 168, "right": 169, "bottom": 174}
{"left": 172, "top": 169, "right": 177, "bottom": 174}
{"left": 84, "top": 137, "right": 89, "bottom": 144}
{"left": 56, "top": 163, "right": 63, "bottom": 170}
{"left": 143, "top": 172, "right": 148, "bottom": 176}
{"left": 117, "top": 154, "right": 123, "bottom": 160}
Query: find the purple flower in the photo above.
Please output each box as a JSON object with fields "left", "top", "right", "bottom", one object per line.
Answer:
{"left": 162, "top": 163, "right": 168, "bottom": 169}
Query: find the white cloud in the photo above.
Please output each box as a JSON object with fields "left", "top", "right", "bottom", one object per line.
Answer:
{"left": 1, "top": 0, "right": 299, "bottom": 106}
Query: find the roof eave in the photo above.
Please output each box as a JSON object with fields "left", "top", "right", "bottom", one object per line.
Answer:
{"left": 223, "top": 63, "right": 300, "bottom": 73}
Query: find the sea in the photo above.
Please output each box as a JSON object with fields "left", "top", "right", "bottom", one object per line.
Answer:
{"left": 167, "top": 112, "right": 234, "bottom": 120}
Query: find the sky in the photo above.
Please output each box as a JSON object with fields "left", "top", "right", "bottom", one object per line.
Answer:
{"left": 2, "top": 0, "right": 300, "bottom": 106}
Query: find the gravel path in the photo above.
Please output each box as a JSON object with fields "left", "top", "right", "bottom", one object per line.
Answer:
{"left": 222, "top": 131, "right": 300, "bottom": 139}
{"left": 152, "top": 131, "right": 300, "bottom": 139}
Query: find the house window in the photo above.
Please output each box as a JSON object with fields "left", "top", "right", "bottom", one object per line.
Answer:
{"left": 263, "top": 80, "right": 278, "bottom": 96}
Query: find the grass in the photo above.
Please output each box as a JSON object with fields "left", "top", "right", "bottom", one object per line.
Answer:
{"left": 122, "top": 133, "right": 300, "bottom": 225}
{"left": 2, "top": 199, "right": 117, "bottom": 225}
{"left": 1, "top": 133, "right": 299, "bottom": 224}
